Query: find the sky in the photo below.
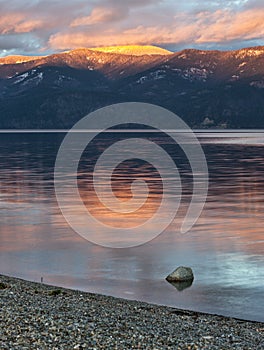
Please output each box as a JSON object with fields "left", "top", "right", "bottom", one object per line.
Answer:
{"left": 0, "top": 0, "right": 264, "bottom": 56}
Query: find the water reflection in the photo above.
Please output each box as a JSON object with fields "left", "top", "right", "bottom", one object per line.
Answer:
{"left": 167, "top": 280, "right": 194, "bottom": 292}
{"left": 0, "top": 132, "right": 264, "bottom": 321}
{"left": 79, "top": 159, "right": 163, "bottom": 228}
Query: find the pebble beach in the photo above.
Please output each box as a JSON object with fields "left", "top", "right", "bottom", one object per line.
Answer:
{"left": 0, "top": 274, "right": 263, "bottom": 349}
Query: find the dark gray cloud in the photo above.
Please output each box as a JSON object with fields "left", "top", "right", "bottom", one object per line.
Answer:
{"left": 0, "top": 33, "right": 42, "bottom": 57}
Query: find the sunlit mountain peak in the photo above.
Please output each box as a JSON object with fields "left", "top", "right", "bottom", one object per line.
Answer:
{"left": 89, "top": 45, "right": 173, "bottom": 56}
{"left": 0, "top": 55, "right": 42, "bottom": 65}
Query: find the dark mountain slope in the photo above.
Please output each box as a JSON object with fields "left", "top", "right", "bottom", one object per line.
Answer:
{"left": 0, "top": 46, "right": 264, "bottom": 128}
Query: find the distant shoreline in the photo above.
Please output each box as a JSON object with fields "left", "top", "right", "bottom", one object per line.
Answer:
{"left": 1, "top": 129, "right": 264, "bottom": 132}
{"left": 1, "top": 274, "right": 263, "bottom": 349}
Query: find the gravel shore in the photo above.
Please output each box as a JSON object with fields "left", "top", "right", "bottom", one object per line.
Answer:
{"left": 0, "top": 274, "right": 263, "bottom": 349}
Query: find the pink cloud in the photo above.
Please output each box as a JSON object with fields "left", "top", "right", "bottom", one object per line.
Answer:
{"left": 0, "top": 13, "right": 44, "bottom": 34}
{"left": 49, "top": 8, "right": 264, "bottom": 50}
{"left": 71, "top": 6, "right": 127, "bottom": 27}
{"left": 196, "top": 9, "right": 264, "bottom": 43}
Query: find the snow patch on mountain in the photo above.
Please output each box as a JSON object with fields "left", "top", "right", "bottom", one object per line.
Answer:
{"left": 239, "top": 62, "right": 247, "bottom": 68}
{"left": 250, "top": 81, "right": 264, "bottom": 88}
{"left": 135, "top": 65, "right": 211, "bottom": 84}
{"left": 13, "top": 72, "right": 30, "bottom": 84}
{"left": 23, "top": 72, "right": 43, "bottom": 86}
{"left": 182, "top": 68, "right": 209, "bottom": 82}
{"left": 235, "top": 48, "right": 264, "bottom": 59}
{"left": 12, "top": 70, "right": 43, "bottom": 87}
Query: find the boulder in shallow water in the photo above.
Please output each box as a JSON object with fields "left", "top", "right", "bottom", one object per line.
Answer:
{"left": 166, "top": 266, "right": 194, "bottom": 283}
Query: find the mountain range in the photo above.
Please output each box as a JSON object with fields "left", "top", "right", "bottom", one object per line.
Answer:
{"left": 0, "top": 45, "right": 264, "bottom": 128}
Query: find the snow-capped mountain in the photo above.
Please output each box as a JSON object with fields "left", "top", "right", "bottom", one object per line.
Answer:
{"left": 0, "top": 45, "right": 264, "bottom": 128}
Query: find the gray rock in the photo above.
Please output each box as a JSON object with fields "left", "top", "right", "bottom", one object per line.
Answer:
{"left": 166, "top": 266, "right": 194, "bottom": 282}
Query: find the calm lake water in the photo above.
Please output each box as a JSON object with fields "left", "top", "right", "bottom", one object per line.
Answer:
{"left": 0, "top": 131, "right": 264, "bottom": 322}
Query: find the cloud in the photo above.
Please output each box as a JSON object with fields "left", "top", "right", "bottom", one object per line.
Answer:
{"left": 71, "top": 6, "right": 128, "bottom": 27}
{"left": 48, "top": 26, "right": 197, "bottom": 50}
{"left": 70, "top": 0, "right": 160, "bottom": 28}
{"left": 0, "top": 14, "right": 44, "bottom": 34}
{"left": 0, "top": 0, "right": 264, "bottom": 55}
{"left": 196, "top": 9, "right": 264, "bottom": 43}
{"left": 0, "top": 14, "right": 24, "bottom": 34}
{"left": 0, "top": 33, "right": 42, "bottom": 53}
{"left": 0, "top": 13, "right": 45, "bottom": 34}
{"left": 49, "top": 7, "right": 264, "bottom": 50}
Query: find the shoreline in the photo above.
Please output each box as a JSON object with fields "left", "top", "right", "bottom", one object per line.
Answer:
{"left": 1, "top": 274, "right": 263, "bottom": 349}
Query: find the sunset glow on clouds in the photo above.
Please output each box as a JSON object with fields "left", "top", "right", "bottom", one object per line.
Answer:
{"left": 0, "top": 0, "right": 264, "bottom": 56}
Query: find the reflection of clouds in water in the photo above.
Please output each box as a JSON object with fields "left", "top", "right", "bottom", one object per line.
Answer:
{"left": 79, "top": 158, "right": 164, "bottom": 229}
{"left": 0, "top": 201, "right": 44, "bottom": 225}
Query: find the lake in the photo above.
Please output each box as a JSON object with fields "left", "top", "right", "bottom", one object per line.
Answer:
{"left": 0, "top": 131, "right": 264, "bottom": 322}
